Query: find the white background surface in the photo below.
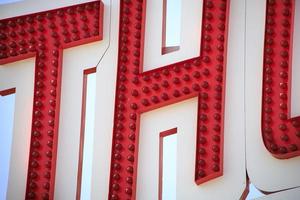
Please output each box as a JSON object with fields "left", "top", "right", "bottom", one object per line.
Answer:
{"left": 291, "top": 0, "right": 300, "bottom": 117}
{"left": 0, "top": 93, "right": 15, "bottom": 200}
{"left": 0, "top": 58, "right": 35, "bottom": 199}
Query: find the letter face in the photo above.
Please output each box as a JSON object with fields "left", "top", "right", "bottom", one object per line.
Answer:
{"left": 109, "top": 0, "right": 230, "bottom": 199}
{"left": 246, "top": 0, "right": 300, "bottom": 194}
{"left": 0, "top": 1, "right": 103, "bottom": 199}
{"left": 261, "top": 0, "right": 300, "bottom": 159}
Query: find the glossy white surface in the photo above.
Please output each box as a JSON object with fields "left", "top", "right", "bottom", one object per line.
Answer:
{"left": 291, "top": 0, "right": 300, "bottom": 117}
{"left": 0, "top": 58, "right": 35, "bottom": 200}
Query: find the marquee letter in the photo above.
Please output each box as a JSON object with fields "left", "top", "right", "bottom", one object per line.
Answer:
{"left": 0, "top": 1, "right": 103, "bottom": 199}
{"left": 261, "top": 0, "right": 300, "bottom": 158}
{"left": 109, "top": 0, "right": 230, "bottom": 199}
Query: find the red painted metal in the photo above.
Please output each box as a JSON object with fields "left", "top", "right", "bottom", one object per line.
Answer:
{"left": 109, "top": 0, "right": 230, "bottom": 199}
{"left": 262, "top": 0, "right": 300, "bottom": 158}
{"left": 0, "top": 1, "right": 103, "bottom": 199}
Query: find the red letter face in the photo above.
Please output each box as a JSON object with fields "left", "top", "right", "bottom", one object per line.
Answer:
{"left": 0, "top": 1, "right": 103, "bottom": 199}
{"left": 109, "top": 0, "right": 230, "bottom": 199}
{"left": 262, "top": 0, "right": 300, "bottom": 158}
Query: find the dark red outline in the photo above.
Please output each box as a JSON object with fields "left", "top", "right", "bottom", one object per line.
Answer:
{"left": 0, "top": 88, "right": 16, "bottom": 96}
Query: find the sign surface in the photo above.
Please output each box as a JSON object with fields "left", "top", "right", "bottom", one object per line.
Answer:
{"left": 1, "top": 0, "right": 300, "bottom": 199}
